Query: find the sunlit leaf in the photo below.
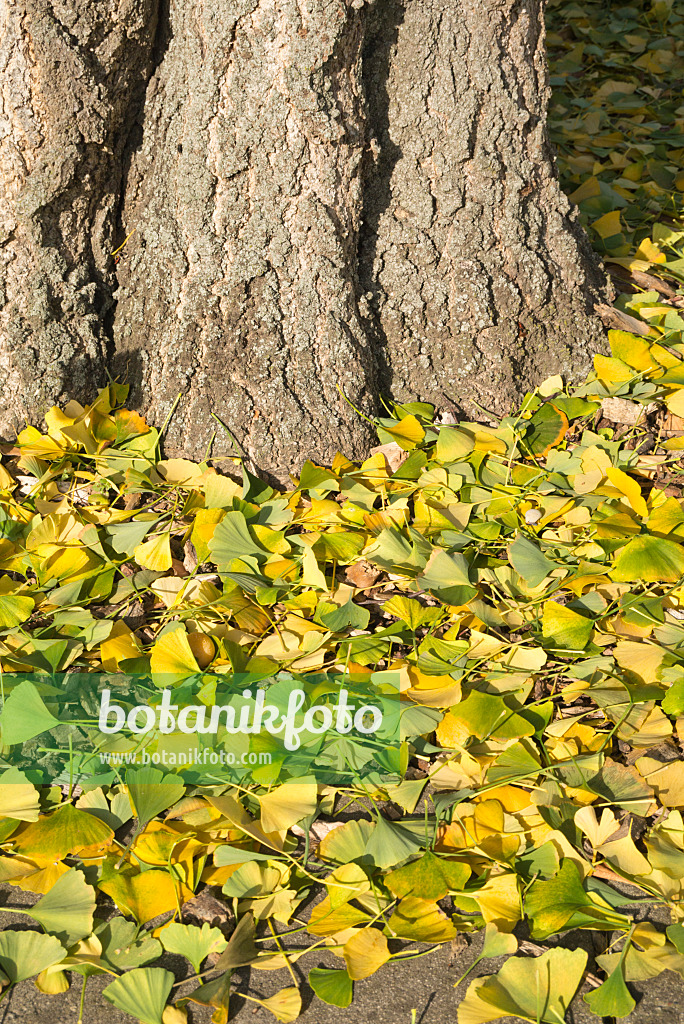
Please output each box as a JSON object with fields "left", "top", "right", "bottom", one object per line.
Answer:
{"left": 308, "top": 967, "right": 353, "bottom": 1008}
{"left": 135, "top": 532, "right": 173, "bottom": 571}
{"left": 508, "top": 535, "right": 557, "bottom": 587}
{"left": 385, "top": 852, "right": 470, "bottom": 901}
{"left": 611, "top": 535, "right": 684, "bottom": 582}
{"left": 0, "top": 768, "right": 41, "bottom": 821}
{"left": 541, "top": 601, "right": 594, "bottom": 650}
{"left": 103, "top": 967, "right": 174, "bottom": 1024}
{"left": 524, "top": 402, "right": 568, "bottom": 457}
{"left": 126, "top": 767, "right": 186, "bottom": 828}
{"left": 457, "top": 947, "right": 587, "bottom": 1024}
{"left": 525, "top": 861, "right": 630, "bottom": 939}
{"left": 160, "top": 922, "right": 227, "bottom": 975}
{"left": 26, "top": 868, "right": 96, "bottom": 946}
{"left": 258, "top": 986, "right": 302, "bottom": 1023}
{"left": 583, "top": 962, "right": 636, "bottom": 1019}
{"left": 342, "top": 928, "right": 391, "bottom": 980}
{"left": 258, "top": 782, "right": 318, "bottom": 834}
{"left": 150, "top": 625, "right": 201, "bottom": 683}
{"left": 0, "top": 931, "right": 66, "bottom": 983}
{"left": 13, "top": 804, "right": 113, "bottom": 860}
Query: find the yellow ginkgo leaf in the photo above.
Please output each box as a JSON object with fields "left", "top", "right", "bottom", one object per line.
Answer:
{"left": 608, "top": 330, "right": 658, "bottom": 371}
{"left": 575, "top": 806, "right": 620, "bottom": 847}
{"left": 388, "top": 896, "right": 458, "bottom": 942}
{"left": 0, "top": 770, "right": 40, "bottom": 822}
{"left": 258, "top": 987, "right": 302, "bottom": 1023}
{"left": 594, "top": 354, "right": 635, "bottom": 385}
{"left": 99, "top": 868, "right": 192, "bottom": 925}
{"left": 0, "top": 464, "right": 15, "bottom": 490}
{"left": 161, "top": 1005, "right": 188, "bottom": 1024}
{"left": 153, "top": 459, "right": 204, "bottom": 485}
{"left": 634, "top": 237, "right": 666, "bottom": 263}
{"left": 665, "top": 388, "right": 684, "bottom": 418}
{"left": 16, "top": 425, "right": 68, "bottom": 459}
{"left": 300, "top": 545, "right": 328, "bottom": 591}
{"left": 614, "top": 640, "right": 667, "bottom": 685}
{"left": 150, "top": 626, "right": 200, "bottom": 683}
{"left": 13, "top": 804, "right": 113, "bottom": 861}
{"left": 381, "top": 414, "right": 425, "bottom": 451}
{"left": 258, "top": 783, "right": 318, "bottom": 834}
{"left": 538, "top": 374, "right": 564, "bottom": 397}
{"left": 135, "top": 532, "right": 173, "bottom": 571}
{"left": 470, "top": 872, "right": 521, "bottom": 933}
{"left": 599, "top": 835, "right": 651, "bottom": 876}
{"left": 635, "top": 757, "right": 684, "bottom": 809}
{"left": 568, "top": 176, "right": 601, "bottom": 203}
{"left": 407, "top": 664, "right": 462, "bottom": 708}
{"left": 591, "top": 210, "right": 622, "bottom": 239}
{"left": 606, "top": 465, "right": 649, "bottom": 518}
{"left": 9, "top": 862, "right": 70, "bottom": 895}
{"left": 100, "top": 622, "right": 141, "bottom": 671}
{"left": 342, "top": 928, "right": 391, "bottom": 980}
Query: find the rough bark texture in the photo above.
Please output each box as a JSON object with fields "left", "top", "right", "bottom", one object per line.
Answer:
{"left": 0, "top": 0, "right": 609, "bottom": 479}
{"left": 360, "top": 0, "right": 607, "bottom": 412}
{"left": 112, "top": 0, "right": 379, "bottom": 472}
{"left": 0, "top": 0, "right": 159, "bottom": 436}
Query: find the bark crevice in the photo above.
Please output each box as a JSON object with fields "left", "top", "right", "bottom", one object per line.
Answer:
{"left": 357, "top": 0, "right": 406, "bottom": 401}
{"left": 0, "top": 0, "right": 610, "bottom": 480}
{"left": 0, "top": 0, "right": 161, "bottom": 434}
{"left": 104, "top": 0, "right": 171, "bottom": 365}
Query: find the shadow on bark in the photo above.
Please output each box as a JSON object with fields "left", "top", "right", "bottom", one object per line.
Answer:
{"left": 358, "top": 0, "right": 406, "bottom": 404}
{"left": 104, "top": 0, "right": 174, "bottom": 370}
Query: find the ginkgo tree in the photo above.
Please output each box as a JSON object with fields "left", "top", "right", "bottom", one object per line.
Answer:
{"left": 0, "top": 0, "right": 609, "bottom": 479}
{"left": 0, "top": 5, "right": 683, "bottom": 1020}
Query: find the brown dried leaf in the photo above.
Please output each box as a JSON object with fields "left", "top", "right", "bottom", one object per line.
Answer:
{"left": 345, "top": 560, "right": 382, "bottom": 589}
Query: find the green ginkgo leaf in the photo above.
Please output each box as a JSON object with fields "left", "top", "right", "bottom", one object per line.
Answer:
{"left": 418, "top": 549, "right": 478, "bottom": 605}
{"left": 508, "top": 535, "right": 558, "bottom": 588}
{"left": 525, "top": 861, "right": 630, "bottom": 939}
{"left": 524, "top": 401, "right": 569, "bottom": 457}
{"left": 214, "top": 845, "right": 276, "bottom": 866}
{"left": 0, "top": 680, "right": 61, "bottom": 745}
{"left": 309, "top": 967, "right": 353, "bottom": 1008}
{"left": 611, "top": 535, "right": 684, "bottom": 583}
{"left": 458, "top": 947, "right": 588, "bottom": 1024}
{"left": 541, "top": 601, "right": 594, "bottom": 650}
{"left": 97, "top": 918, "right": 163, "bottom": 970}
{"left": 25, "top": 868, "right": 96, "bottom": 947}
{"left": 319, "top": 598, "right": 370, "bottom": 632}
{"left": 103, "top": 967, "right": 174, "bottom": 1024}
{"left": 160, "top": 922, "right": 227, "bottom": 975}
{"left": 0, "top": 931, "right": 66, "bottom": 983}
{"left": 364, "top": 814, "right": 424, "bottom": 870}
{"left": 0, "top": 590, "right": 34, "bottom": 629}
{"left": 209, "top": 510, "right": 266, "bottom": 566}
{"left": 385, "top": 851, "right": 470, "bottom": 901}
{"left": 125, "top": 767, "right": 185, "bottom": 828}
{"left": 583, "top": 963, "right": 636, "bottom": 1019}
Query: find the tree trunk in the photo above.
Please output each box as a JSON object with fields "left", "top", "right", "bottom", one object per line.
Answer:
{"left": 1, "top": 0, "right": 608, "bottom": 479}
{"left": 0, "top": 0, "right": 159, "bottom": 434}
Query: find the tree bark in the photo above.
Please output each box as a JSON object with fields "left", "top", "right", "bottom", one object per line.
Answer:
{"left": 1, "top": 0, "right": 608, "bottom": 479}
{"left": 0, "top": 0, "right": 159, "bottom": 435}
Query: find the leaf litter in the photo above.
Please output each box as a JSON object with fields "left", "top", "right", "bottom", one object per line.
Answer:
{"left": 0, "top": 3, "right": 683, "bottom": 1020}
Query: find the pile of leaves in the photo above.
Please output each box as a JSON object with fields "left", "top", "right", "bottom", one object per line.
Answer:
{"left": 0, "top": 329, "right": 683, "bottom": 1022}
{"left": 0, "top": 4, "right": 682, "bottom": 1023}
{"left": 547, "top": 0, "right": 684, "bottom": 319}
